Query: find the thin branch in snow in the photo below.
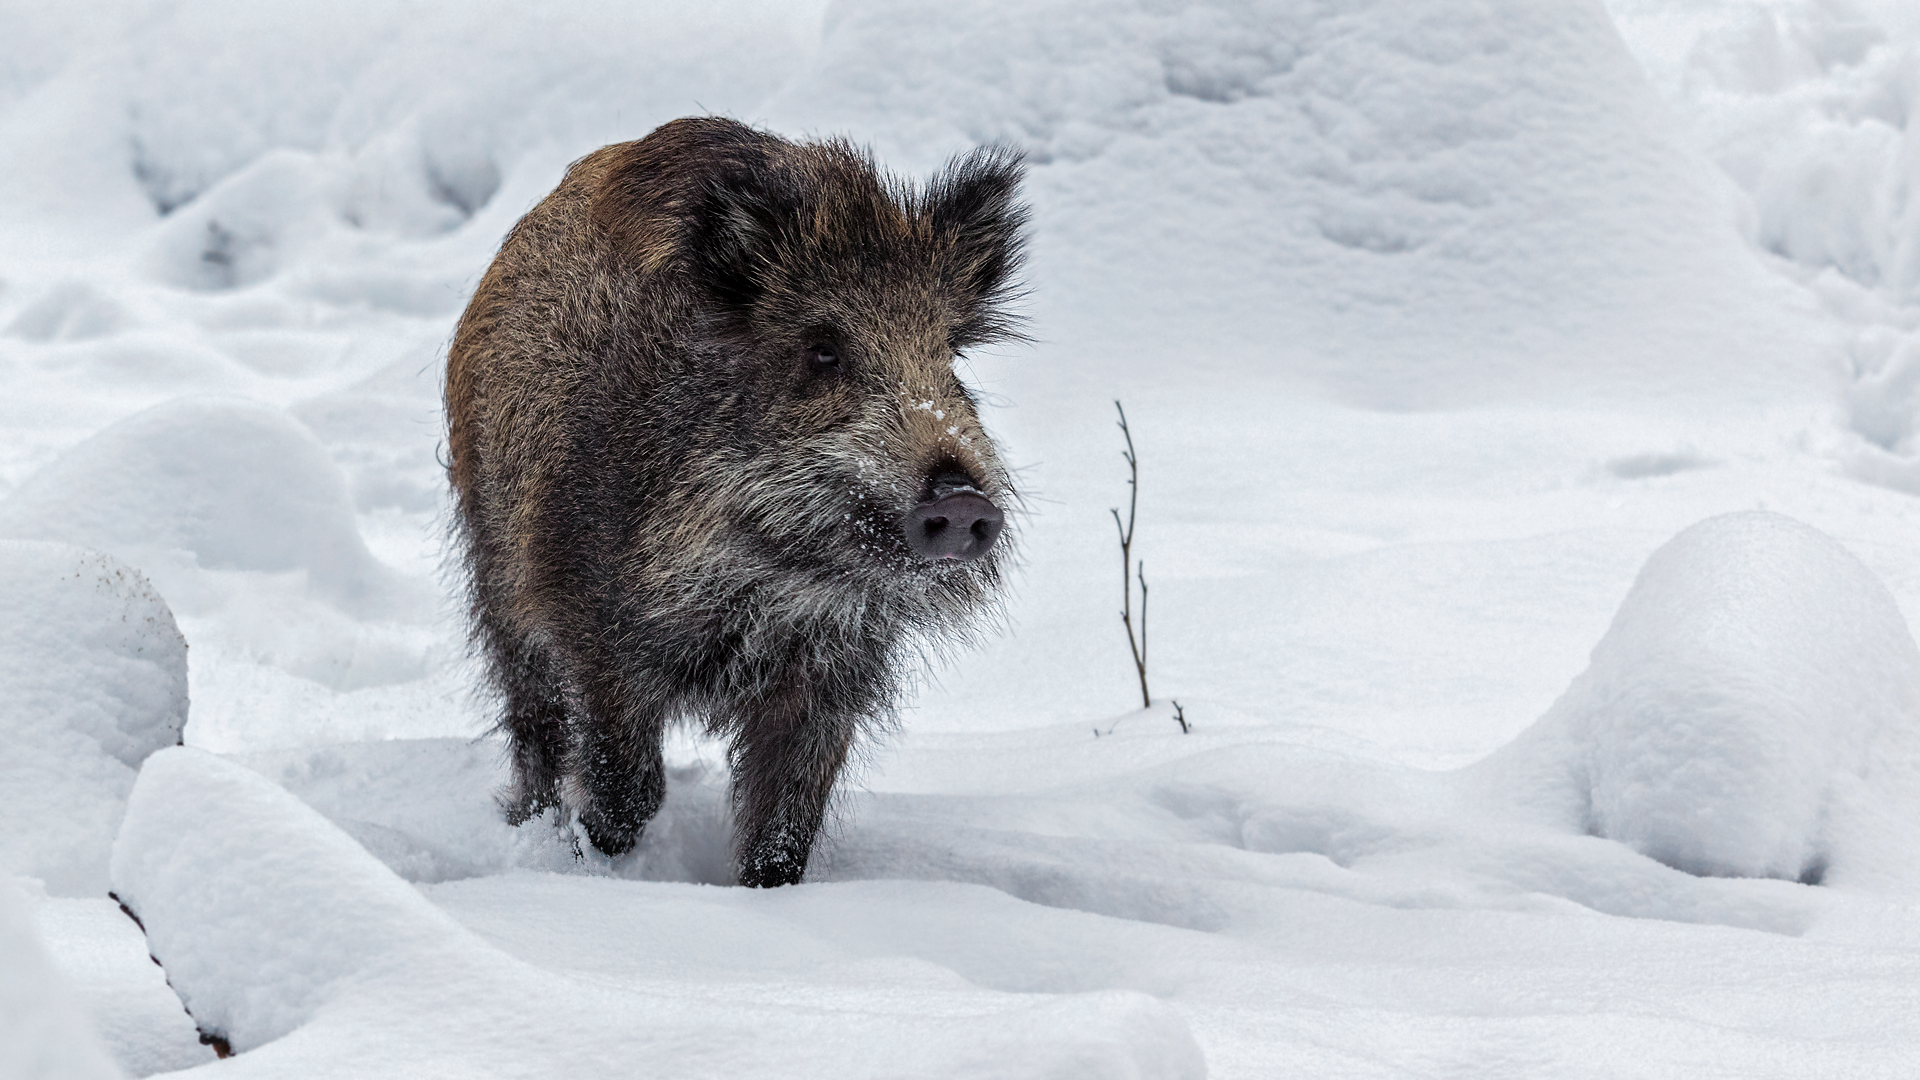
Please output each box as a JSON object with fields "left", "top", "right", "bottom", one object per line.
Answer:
{"left": 1111, "top": 401, "right": 1151, "bottom": 709}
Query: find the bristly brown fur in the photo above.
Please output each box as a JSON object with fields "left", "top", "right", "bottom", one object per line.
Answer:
{"left": 445, "top": 117, "right": 1029, "bottom": 887}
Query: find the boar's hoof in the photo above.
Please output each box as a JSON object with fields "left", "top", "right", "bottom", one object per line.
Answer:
{"left": 906, "top": 491, "right": 1004, "bottom": 562}
{"left": 739, "top": 842, "right": 809, "bottom": 889}
{"left": 579, "top": 805, "right": 642, "bottom": 858}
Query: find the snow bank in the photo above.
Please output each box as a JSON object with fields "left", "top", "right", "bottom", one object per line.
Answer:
{"left": 110, "top": 747, "right": 489, "bottom": 1050}
{"left": 1484, "top": 512, "right": 1920, "bottom": 888}
{"left": 1, "top": 0, "right": 1835, "bottom": 410}
{"left": 766, "top": 0, "right": 1832, "bottom": 407}
{"left": 111, "top": 748, "right": 1205, "bottom": 1077}
{"left": 0, "top": 541, "right": 185, "bottom": 895}
{"left": 0, "top": 878, "right": 123, "bottom": 1080}
{"left": 0, "top": 397, "right": 395, "bottom": 616}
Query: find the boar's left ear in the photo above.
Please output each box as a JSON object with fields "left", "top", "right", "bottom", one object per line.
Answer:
{"left": 928, "top": 146, "right": 1030, "bottom": 348}
{"left": 591, "top": 117, "right": 796, "bottom": 317}
{"left": 684, "top": 164, "right": 804, "bottom": 317}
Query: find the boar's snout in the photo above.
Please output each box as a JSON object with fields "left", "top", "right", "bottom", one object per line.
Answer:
{"left": 905, "top": 473, "right": 1004, "bottom": 562}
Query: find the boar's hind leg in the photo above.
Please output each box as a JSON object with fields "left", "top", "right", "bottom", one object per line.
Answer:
{"left": 570, "top": 679, "right": 668, "bottom": 858}
{"left": 730, "top": 706, "right": 857, "bottom": 888}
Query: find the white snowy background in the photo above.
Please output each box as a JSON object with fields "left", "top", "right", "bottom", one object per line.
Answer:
{"left": 4, "top": 0, "right": 1920, "bottom": 1075}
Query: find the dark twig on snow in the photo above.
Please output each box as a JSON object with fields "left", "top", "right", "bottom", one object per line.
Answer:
{"left": 1111, "top": 401, "right": 1151, "bottom": 710}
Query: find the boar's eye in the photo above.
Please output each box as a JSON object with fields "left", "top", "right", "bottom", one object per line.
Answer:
{"left": 809, "top": 343, "right": 842, "bottom": 370}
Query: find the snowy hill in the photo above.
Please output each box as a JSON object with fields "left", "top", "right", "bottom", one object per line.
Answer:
{"left": 4, "top": 0, "right": 1920, "bottom": 1076}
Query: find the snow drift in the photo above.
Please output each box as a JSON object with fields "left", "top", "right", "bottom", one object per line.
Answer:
{"left": 1604, "top": 0, "right": 1920, "bottom": 492}
{"left": 1485, "top": 511, "right": 1920, "bottom": 889}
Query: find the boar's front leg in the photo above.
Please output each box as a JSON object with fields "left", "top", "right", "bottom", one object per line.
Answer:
{"left": 729, "top": 695, "right": 857, "bottom": 888}
{"left": 571, "top": 674, "right": 668, "bottom": 858}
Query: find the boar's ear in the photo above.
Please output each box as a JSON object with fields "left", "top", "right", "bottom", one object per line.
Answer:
{"left": 591, "top": 117, "right": 793, "bottom": 314}
{"left": 927, "top": 146, "right": 1030, "bottom": 348}
{"left": 682, "top": 164, "right": 806, "bottom": 317}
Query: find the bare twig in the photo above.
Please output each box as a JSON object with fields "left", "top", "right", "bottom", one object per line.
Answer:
{"left": 1111, "top": 401, "right": 1150, "bottom": 709}
{"left": 1171, "top": 699, "right": 1189, "bottom": 734}
{"left": 1138, "top": 558, "right": 1148, "bottom": 680}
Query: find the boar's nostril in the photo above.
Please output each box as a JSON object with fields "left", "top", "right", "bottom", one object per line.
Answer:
{"left": 905, "top": 491, "right": 1004, "bottom": 562}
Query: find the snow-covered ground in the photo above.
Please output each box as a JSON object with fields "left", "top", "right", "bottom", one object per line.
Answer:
{"left": 6, "top": 0, "right": 1920, "bottom": 1075}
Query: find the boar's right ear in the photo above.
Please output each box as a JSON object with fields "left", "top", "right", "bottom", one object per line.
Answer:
{"left": 591, "top": 117, "right": 792, "bottom": 315}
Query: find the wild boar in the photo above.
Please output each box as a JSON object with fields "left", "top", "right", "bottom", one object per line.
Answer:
{"left": 445, "top": 117, "right": 1027, "bottom": 887}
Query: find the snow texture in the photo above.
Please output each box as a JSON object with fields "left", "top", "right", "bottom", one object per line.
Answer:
{"left": 0, "top": 877, "right": 123, "bottom": 1080}
{"left": 110, "top": 747, "right": 1205, "bottom": 1079}
{"left": 1605, "top": 1, "right": 1920, "bottom": 490}
{"left": 0, "top": 541, "right": 185, "bottom": 896}
{"left": 24, "top": 893, "right": 214, "bottom": 1075}
{"left": 6, "top": 0, "right": 1920, "bottom": 1075}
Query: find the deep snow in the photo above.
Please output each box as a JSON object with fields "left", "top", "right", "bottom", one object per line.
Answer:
{"left": 6, "top": 0, "right": 1920, "bottom": 1076}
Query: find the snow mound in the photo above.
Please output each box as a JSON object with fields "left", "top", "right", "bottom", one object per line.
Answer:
{"left": 1488, "top": 511, "right": 1920, "bottom": 888}
{"left": 2, "top": 279, "right": 131, "bottom": 342}
{"left": 0, "top": 541, "right": 186, "bottom": 896}
{"left": 110, "top": 747, "right": 487, "bottom": 1050}
{"left": 0, "top": 542, "right": 187, "bottom": 767}
{"left": 0, "top": 878, "right": 123, "bottom": 1080}
{"left": 111, "top": 748, "right": 1205, "bottom": 1078}
{"left": 0, "top": 398, "right": 392, "bottom": 614}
